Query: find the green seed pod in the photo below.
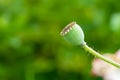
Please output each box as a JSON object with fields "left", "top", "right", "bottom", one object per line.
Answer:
{"left": 60, "top": 22, "right": 85, "bottom": 45}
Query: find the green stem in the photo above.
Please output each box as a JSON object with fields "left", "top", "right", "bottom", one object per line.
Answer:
{"left": 82, "top": 43, "right": 120, "bottom": 68}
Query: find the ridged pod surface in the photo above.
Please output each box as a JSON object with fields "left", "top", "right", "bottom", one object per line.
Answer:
{"left": 60, "top": 22, "right": 85, "bottom": 45}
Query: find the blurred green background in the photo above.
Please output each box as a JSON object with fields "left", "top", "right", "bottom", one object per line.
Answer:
{"left": 0, "top": 0, "right": 120, "bottom": 80}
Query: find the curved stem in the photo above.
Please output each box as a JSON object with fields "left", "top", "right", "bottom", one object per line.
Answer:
{"left": 82, "top": 44, "right": 120, "bottom": 68}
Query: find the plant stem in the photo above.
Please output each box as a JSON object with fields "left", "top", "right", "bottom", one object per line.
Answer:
{"left": 82, "top": 43, "right": 120, "bottom": 68}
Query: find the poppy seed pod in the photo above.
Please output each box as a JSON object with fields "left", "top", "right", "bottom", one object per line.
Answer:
{"left": 60, "top": 22, "right": 85, "bottom": 45}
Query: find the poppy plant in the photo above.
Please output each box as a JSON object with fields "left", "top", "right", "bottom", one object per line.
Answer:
{"left": 60, "top": 22, "right": 120, "bottom": 68}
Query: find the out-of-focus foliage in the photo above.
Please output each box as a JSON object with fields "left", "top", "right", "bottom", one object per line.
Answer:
{"left": 0, "top": 0, "right": 120, "bottom": 80}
